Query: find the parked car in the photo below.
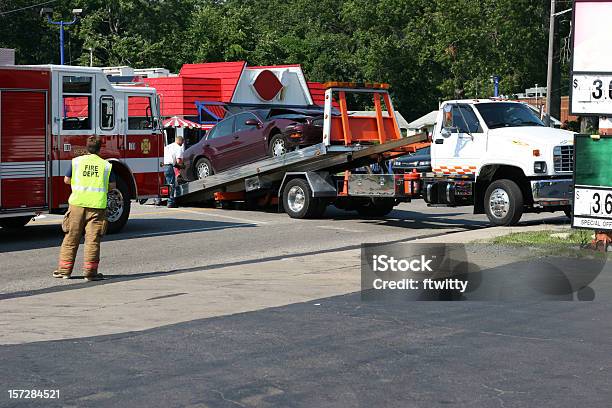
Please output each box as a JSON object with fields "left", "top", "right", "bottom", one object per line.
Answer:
{"left": 181, "top": 109, "right": 324, "bottom": 181}
{"left": 392, "top": 146, "right": 431, "bottom": 173}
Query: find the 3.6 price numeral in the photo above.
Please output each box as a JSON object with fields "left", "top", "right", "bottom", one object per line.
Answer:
{"left": 591, "top": 79, "right": 612, "bottom": 100}
{"left": 592, "top": 192, "right": 612, "bottom": 215}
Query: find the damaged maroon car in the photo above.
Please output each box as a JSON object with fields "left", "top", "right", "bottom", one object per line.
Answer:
{"left": 182, "top": 108, "right": 324, "bottom": 181}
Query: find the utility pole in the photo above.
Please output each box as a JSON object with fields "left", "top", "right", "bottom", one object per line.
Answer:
{"left": 545, "top": 0, "right": 555, "bottom": 127}
{"left": 493, "top": 76, "right": 500, "bottom": 97}
{"left": 40, "top": 8, "right": 82, "bottom": 65}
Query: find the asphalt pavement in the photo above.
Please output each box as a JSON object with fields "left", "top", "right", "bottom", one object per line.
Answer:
{"left": 2, "top": 200, "right": 604, "bottom": 408}
{"left": 0, "top": 200, "right": 565, "bottom": 294}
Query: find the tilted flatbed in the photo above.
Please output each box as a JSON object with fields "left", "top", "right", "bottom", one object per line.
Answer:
{"left": 175, "top": 83, "right": 430, "bottom": 218}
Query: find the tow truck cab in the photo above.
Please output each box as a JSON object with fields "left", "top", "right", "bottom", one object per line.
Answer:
{"left": 423, "top": 100, "right": 573, "bottom": 226}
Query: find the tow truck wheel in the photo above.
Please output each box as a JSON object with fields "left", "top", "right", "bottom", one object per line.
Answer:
{"left": 282, "top": 178, "right": 319, "bottom": 219}
{"left": 106, "top": 177, "right": 131, "bottom": 234}
{"left": 484, "top": 179, "right": 524, "bottom": 226}
{"left": 0, "top": 216, "right": 32, "bottom": 229}
{"left": 356, "top": 198, "right": 396, "bottom": 217}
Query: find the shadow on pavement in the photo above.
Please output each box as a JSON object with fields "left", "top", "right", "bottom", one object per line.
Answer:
{"left": 1, "top": 290, "right": 610, "bottom": 408}
{"left": 0, "top": 218, "right": 256, "bottom": 253}
{"left": 323, "top": 207, "right": 568, "bottom": 230}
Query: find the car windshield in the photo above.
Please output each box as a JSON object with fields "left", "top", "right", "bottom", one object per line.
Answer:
{"left": 270, "top": 114, "right": 315, "bottom": 122}
{"left": 475, "top": 103, "right": 545, "bottom": 129}
{"left": 267, "top": 109, "right": 322, "bottom": 119}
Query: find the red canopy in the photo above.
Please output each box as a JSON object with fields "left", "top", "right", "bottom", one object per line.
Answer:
{"left": 163, "top": 116, "right": 202, "bottom": 129}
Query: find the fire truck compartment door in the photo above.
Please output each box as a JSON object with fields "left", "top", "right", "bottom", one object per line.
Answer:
{"left": 0, "top": 90, "right": 48, "bottom": 209}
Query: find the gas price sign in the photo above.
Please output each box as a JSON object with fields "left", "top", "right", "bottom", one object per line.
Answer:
{"left": 572, "top": 135, "right": 612, "bottom": 229}
{"left": 571, "top": 1, "right": 612, "bottom": 116}
{"left": 573, "top": 187, "right": 612, "bottom": 229}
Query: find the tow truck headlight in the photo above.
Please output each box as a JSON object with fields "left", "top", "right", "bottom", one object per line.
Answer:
{"left": 534, "top": 161, "right": 547, "bottom": 174}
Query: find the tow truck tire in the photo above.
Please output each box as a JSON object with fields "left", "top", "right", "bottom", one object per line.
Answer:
{"left": 106, "top": 177, "right": 131, "bottom": 234}
{"left": 282, "top": 178, "right": 319, "bottom": 219}
{"left": 356, "top": 198, "right": 396, "bottom": 217}
{"left": 0, "top": 216, "right": 32, "bottom": 229}
{"left": 484, "top": 179, "right": 524, "bottom": 226}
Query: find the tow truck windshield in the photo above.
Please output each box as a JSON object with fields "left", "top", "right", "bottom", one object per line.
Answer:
{"left": 475, "top": 103, "right": 545, "bottom": 129}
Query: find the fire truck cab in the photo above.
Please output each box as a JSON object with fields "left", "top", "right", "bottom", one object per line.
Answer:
{"left": 0, "top": 65, "right": 164, "bottom": 233}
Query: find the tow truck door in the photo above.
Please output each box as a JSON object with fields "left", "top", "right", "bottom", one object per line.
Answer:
{"left": 434, "top": 103, "right": 485, "bottom": 174}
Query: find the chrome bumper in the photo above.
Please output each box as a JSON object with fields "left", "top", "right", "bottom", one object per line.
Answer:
{"left": 530, "top": 178, "right": 573, "bottom": 205}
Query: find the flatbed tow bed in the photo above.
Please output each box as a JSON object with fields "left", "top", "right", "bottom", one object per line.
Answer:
{"left": 175, "top": 83, "right": 430, "bottom": 218}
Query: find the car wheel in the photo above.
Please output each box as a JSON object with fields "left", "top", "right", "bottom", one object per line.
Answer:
{"left": 269, "top": 134, "right": 288, "bottom": 157}
{"left": 484, "top": 179, "right": 524, "bottom": 226}
{"left": 106, "top": 176, "right": 131, "bottom": 234}
{"left": 195, "top": 158, "right": 214, "bottom": 180}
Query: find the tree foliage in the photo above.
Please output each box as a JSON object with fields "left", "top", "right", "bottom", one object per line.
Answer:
{"left": 0, "top": 0, "right": 562, "bottom": 119}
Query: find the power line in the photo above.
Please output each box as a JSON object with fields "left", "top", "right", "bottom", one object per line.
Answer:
{"left": 0, "top": 0, "right": 58, "bottom": 17}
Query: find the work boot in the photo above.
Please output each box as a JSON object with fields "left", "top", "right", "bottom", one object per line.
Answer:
{"left": 52, "top": 270, "right": 71, "bottom": 279}
{"left": 84, "top": 273, "right": 104, "bottom": 282}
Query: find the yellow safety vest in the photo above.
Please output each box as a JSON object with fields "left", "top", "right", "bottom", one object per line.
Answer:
{"left": 69, "top": 154, "right": 112, "bottom": 209}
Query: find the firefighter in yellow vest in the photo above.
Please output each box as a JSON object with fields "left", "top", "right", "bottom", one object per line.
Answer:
{"left": 53, "top": 136, "right": 115, "bottom": 281}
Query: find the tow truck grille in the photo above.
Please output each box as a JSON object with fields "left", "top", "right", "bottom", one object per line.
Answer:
{"left": 553, "top": 145, "right": 573, "bottom": 172}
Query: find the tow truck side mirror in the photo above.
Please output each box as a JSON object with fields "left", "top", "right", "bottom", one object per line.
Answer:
{"left": 441, "top": 127, "right": 456, "bottom": 138}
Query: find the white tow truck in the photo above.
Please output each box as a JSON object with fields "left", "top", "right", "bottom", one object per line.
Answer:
{"left": 421, "top": 99, "right": 574, "bottom": 226}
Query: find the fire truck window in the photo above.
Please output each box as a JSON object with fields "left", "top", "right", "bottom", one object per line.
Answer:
{"left": 62, "top": 96, "right": 91, "bottom": 131}
{"left": 128, "top": 96, "right": 153, "bottom": 130}
{"left": 62, "top": 76, "right": 92, "bottom": 94}
{"left": 100, "top": 97, "right": 115, "bottom": 130}
{"left": 62, "top": 76, "right": 92, "bottom": 131}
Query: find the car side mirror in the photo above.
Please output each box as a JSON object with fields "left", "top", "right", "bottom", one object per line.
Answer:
{"left": 245, "top": 119, "right": 261, "bottom": 128}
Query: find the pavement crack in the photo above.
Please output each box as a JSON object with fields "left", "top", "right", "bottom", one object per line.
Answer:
{"left": 478, "top": 330, "right": 555, "bottom": 342}
{"left": 146, "top": 292, "right": 188, "bottom": 301}
{"left": 211, "top": 389, "right": 248, "bottom": 408}
{"left": 481, "top": 383, "right": 527, "bottom": 396}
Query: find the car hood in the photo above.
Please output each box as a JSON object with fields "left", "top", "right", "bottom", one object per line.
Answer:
{"left": 488, "top": 126, "right": 575, "bottom": 147}
{"left": 396, "top": 155, "right": 430, "bottom": 163}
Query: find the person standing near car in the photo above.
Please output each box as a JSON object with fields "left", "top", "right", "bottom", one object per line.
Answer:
{"left": 163, "top": 135, "right": 184, "bottom": 208}
{"left": 53, "top": 136, "right": 115, "bottom": 281}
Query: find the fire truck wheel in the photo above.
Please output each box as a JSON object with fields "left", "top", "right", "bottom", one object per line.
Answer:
{"left": 106, "top": 177, "right": 131, "bottom": 234}
{"left": 484, "top": 179, "right": 524, "bottom": 226}
{"left": 356, "top": 198, "right": 396, "bottom": 217}
{"left": 282, "top": 178, "right": 319, "bottom": 219}
{"left": 0, "top": 216, "right": 32, "bottom": 229}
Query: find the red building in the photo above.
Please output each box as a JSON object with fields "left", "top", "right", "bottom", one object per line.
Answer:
{"left": 143, "top": 61, "right": 328, "bottom": 123}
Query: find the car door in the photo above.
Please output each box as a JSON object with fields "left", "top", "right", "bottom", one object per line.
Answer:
{"left": 232, "top": 112, "right": 267, "bottom": 162}
{"left": 435, "top": 103, "right": 485, "bottom": 175}
{"left": 203, "top": 116, "right": 237, "bottom": 172}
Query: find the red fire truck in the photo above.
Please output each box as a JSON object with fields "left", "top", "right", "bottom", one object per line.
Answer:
{"left": 0, "top": 65, "right": 164, "bottom": 233}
